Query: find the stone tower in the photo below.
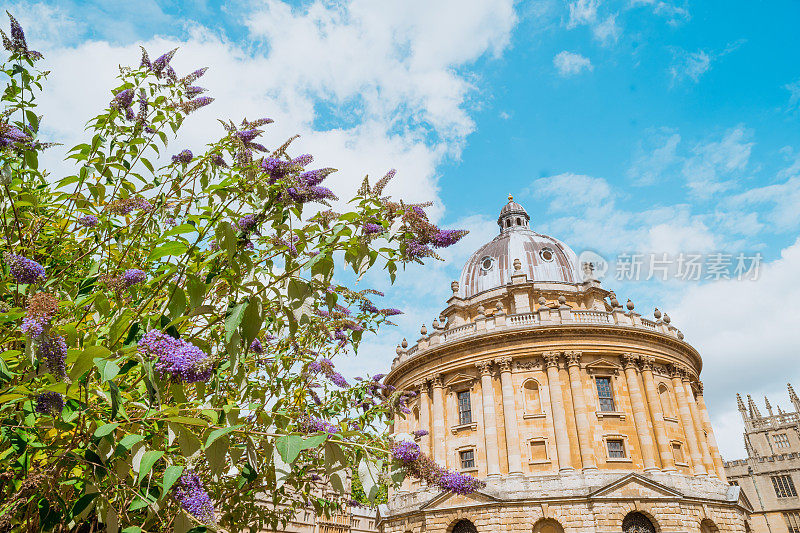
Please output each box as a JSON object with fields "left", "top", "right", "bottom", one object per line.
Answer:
{"left": 725, "top": 384, "right": 800, "bottom": 532}
{"left": 378, "top": 197, "right": 750, "bottom": 533}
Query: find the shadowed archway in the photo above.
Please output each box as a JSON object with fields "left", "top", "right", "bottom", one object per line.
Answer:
{"left": 622, "top": 512, "right": 657, "bottom": 533}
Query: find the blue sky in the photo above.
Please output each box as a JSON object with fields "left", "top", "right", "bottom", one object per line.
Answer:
{"left": 7, "top": 0, "right": 800, "bottom": 457}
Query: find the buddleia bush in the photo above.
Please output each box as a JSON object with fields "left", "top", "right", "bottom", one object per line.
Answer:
{"left": 0, "top": 13, "right": 480, "bottom": 533}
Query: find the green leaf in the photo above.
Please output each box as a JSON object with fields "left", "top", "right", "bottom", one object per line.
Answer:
{"left": 358, "top": 458, "right": 380, "bottom": 503}
{"left": 162, "top": 465, "right": 184, "bottom": 495}
{"left": 94, "top": 358, "right": 120, "bottom": 382}
{"left": 204, "top": 425, "right": 240, "bottom": 449}
{"left": 275, "top": 435, "right": 303, "bottom": 464}
{"left": 118, "top": 434, "right": 144, "bottom": 451}
{"left": 206, "top": 436, "right": 229, "bottom": 477}
{"left": 136, "top": 450, "right": 164, "bottom": 484}
{"left": 273, "top": 445, "right": 291, "bottom": 490}
{"left": 224, "top": 302, "right": 247, "bottom": 343}
{"left": 94, "top": 422, "right": 119, "bottom": 438}
{"left": 186, "top": 276, "right": 206, "bottom": 309}
{"left": 71, "top": 492, "right": 99, "bottom": 520}
{"left": 148, "top": 242, "right": 188, "bottom": 262}
{"left": 240, "top": 298, "right": 262, "bottom": 344}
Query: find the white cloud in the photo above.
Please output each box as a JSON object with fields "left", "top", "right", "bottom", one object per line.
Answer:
{"left": 671, "top": 238, "right": 800, "bottom": 458}
{"left": 21, "top": 0, "right": 517, "bottom": 219}
{"left": 566, "top": 0, "right": 620, "bottom": 45}
{"left": 786, "top": 78, "right": 800, "bottom": 111}
{"left": 553, "top": 51, "right": 593, "bottom": 77}
{"left": 627, "top": 128, "right": 682, "bottom": 185}
{"left": 630, "top": 0, "right": 690, "bottom": 26}
{"left": 669, "top": 49, "right": 711, "bottom": 83}
{"left": 682, "top": 125, "right": 753, "bottom": 198}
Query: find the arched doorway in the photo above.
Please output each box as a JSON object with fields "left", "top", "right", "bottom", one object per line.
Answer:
{"left": 622, "top": 512, "right": 656, "bottom": 533}
{"left": 451, "top": 519, "right": 478, "bottom": 533}
{"left": 533, "top": 518, "right": 565, "bottom": 533}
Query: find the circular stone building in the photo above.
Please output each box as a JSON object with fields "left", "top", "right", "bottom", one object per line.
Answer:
{"left": 378, "top": 197, "right": 752, "bottom": 533}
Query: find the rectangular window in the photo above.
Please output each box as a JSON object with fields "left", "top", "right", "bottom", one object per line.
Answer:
{"left": 772, "top": 474, "right": 798, "bottom": 498}
{"left": 774, "top": 433, "right": 791, "bottom": 449}
{"left": 607, "top": 439, "right": 626, "bottom": 458}
{"left": 596, "top": 377, "right": 615, "bottom": 411}
{"left": 729, "top": 480, "right": 739, "bottom": 486}
{"left": 460, "top": 449, "right": 475, "bottom": 469}
{"left": 672, "top": 442, "right": 684, "bottom": 464}
{"left": 530, "top": 440, "right": 548, "bottom": 462}
{"left": 786, "top": 511, "right": 800, "bottom": 533}
{"left": 458, "top": 390, "right": 472, "bottom": 425}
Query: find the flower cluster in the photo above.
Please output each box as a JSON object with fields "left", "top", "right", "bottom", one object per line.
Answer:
{"left": 37, "top": 335, "right": 67, "bottom": 379}
{"left": 412, "top": 429, "right": 429, "bottom": 438}
{"left": 220, "top": 117, "right": 273, "bottom": 165}
{"left": 174, "top": 470, "right": 215, "bottom": 523}
{"left": 35, "top": 391, "right": 63, "bottom": 416}
{"left": 138, "top": 330, "right": 212, "bottom": 383}
{"left": 0, "top": 13, "right": 42, "bottom": 61}
{"left": 249, "top": 338, "right": 264, "bottom": 354}
{"left": 307, "top": 357, "right": 349, "bottom": 388}
{"left": 77, "top": 214, "right": 99, "bottom": 227}
{"left": 391, "top": 438, "right": 485, "bottom": 495}
{"left": 172, "top": 149, "right": 193, "bottom": 164}
{"left": 122, "top": 269, "right": 146, "bottom": 287}
{"left": 106, "top": 197, "right": 152, "bottom": 215}
{"left": 4, "top": 253, "right": 45, "bottom": 284}
{"left": 260, "top": 153, "right": 338, "bottom": 206}
{"left": 296, "top": 416, "right": 339, "bottom": 435}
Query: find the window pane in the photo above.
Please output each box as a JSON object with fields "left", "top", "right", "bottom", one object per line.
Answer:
{"left": 458, "top": 391, "right": 472, "bottom": 425}
{"left": 460, "top": 450, "right": 475, "bottom": 469}
{"left": 773, "top": 475, "right": 798, "bottom": 498}
{"left": 785, "top": 511, "right": 800, "bottom": 533}
{"left": 607, "top": 439, "right": 625, "bottom": 458}
{"left": 596, "top": 377, "right": 615, "bottom": 411}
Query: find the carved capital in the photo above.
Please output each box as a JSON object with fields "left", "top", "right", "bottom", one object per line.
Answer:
{"left": 475, "top": 361, "right": 492, "bottom": 376}
{"left": 543, "top": 351, "right": 561, "bottom": 369}
{"left": 495, "top": 356, "right": 513, "bottom": 373}
{"left": 432, "top": 374, "right": 444, "bottom": 388}
{"left": 565, "top": 350, "right": 582, "bottom": 367}
{"left": 622, "top": 353, "right": 639, "bottom": 370}
{"left": 695, "top": 381, "right": 704, "bottom": 395}
{"left": 640, "top": 355, "right": 655, "bottom": 371}
{"left": 668, "top": 365, "right": 685, "bottom": 380}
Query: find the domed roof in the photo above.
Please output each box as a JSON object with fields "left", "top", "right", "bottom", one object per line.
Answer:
{"left": 458, "top": 196, "right": 583, "bottom": 299}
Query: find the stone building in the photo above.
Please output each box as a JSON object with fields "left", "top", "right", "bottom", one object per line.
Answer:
{"left": 724, "top": 386, "right": 800, "bottom": 532}
{"left": 264, "top": 502, "right": 377, "bottom": 533}
{"left": 378, "top": 197, "right": 751, "bottom": 533}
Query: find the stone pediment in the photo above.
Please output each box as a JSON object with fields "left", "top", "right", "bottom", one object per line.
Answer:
{"left": 728, "top": 485, "right": 754, "bottom": 513}
{"left": 584, "top": 357, "right": 622, "bottom": 376}
{"left": 420, "top": 489, "right": 500, "bottom": 511}
{"left": 444, "top": 372, "right": 478, "bottom": 390}
{"left": 589, "top": 473, "right": 684, "bottom": 500}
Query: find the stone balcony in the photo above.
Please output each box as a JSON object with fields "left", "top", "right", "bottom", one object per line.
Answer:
{"left": 391, "top": 305, "right": 686, "bottom": 371}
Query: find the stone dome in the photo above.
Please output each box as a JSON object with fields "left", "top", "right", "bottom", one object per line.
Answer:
{"left": 458, "top": 196, "right": 583, "bottom": 299}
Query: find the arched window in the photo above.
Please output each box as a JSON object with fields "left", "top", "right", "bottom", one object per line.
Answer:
{"left": 452, "top": 519, "right": 478, "bottom": 533}
{"left": 533, "top": 518, "right": 564, "bottom": 533}
{"left": 506, "top": 219, "right": 511, "bottom": 228}
{"left": 700, "top": 519, "right": 720, "bottom": 533}
{"left": 523, "top": 380, "right": 542, "bottom": 414}
{"left": 659, "top": 383, "right": 675, "bottom": 419}
{"left": 622, "top": 512, "right": 656, "bottom": 533}
{"left": 516, "top": 217, "right": 521, "bottom": 225}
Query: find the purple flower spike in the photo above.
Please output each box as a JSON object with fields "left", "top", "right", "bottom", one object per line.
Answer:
{"left": 172, "top": 149, "right": 193, "bottom": 164}
{"left": 111, "top": 88, "right": 134, "bottom": 111}
{"left": 139, "top": 330, "right": 212, "bottom": 383}
{"left": 412, "top": 429, "right": 429, "bottom": 438}
{"left": 391, "top": 440, "right": 421, "bottom": 463}
{"left": 122, "top": 269, "right": 146, "bottom": 287}
{"left": 35, "top": 391, "right": 63, "bottom": 416}
{"left": 431, "top": 229, "right": 468, "bottom": 248}
{"left": 363, "top": 223, "right": 383, "bottom": 235}
{"left": 175, "top": 470, "right": 215, "bottom": 523}
{"left": 178, "top": 96, "right": 214, "bottom": 114}
{"left": 38, "top": 335, "right": 67, "bottom": 379}
{"left": 250, "top": 338, "right": 263, "bottom": 354}
{"left": 236, "top": 214, "right": 258, "bottom": 233}
{"left": 77, "top": 215, "right": 99, "bottom": 227}
{"left": 297, "top": 416, "right": 339, "bottom": 435}
{"left": 21, "top": 316, "right": 46, "bottom": 338}
{"left": 329, "top": 372, "right": 349, "bottom": 388}
{"left": 4, "top": 253, "right": 45, "bottom": 284}
{"left": 210, "top": 154, "right": 227, "bottom": 167}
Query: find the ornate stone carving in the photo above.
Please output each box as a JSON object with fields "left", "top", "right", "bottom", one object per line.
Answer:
{"left": 515, "top": 359, "right": 541, "bottom": 370}
{"left": 475, "top": 360, "right": 492, "bottom": 375}
{"left": 564, "top": 350, "right": 582, "bottom": 367}
{"left": 495, "top": 356, "right": 513, "bottom": 373}
{"left": 622, "top": 353, "right": 639, "bottom": 370}
{"left": 543, "top": 351, "right": 561, "bottom": 369}
{"left": 668, "top": 365, "right": 685, "bottom": 379}
{"left": 640, "top": 355, "right": 655, "bottom": 370}
{"left": 432, "top": 374, "right": 443, "bottom": 388}
{"left": 695, "top": 381, "right": 704, "bottom": 395}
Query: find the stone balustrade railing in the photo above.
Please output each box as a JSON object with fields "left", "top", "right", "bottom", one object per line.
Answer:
{"left": 724, "top": 452, "right": 800, "bottom": 467}
{"left": 750, "top": 411, "right": 800, "bottom": 429}
{"left": 392, "top": 306, "right": 684, "bottom": 370}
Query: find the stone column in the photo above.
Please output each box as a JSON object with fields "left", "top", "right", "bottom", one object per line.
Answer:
{"left": 684, "top": 375, "right": 716, "bottom": 477}
{"left": 497, "top": 357, "right": 522, "bottom": 474}
{"left": 431, "top": 374, "right": 446, "bottom": 466}
{"left": 565, "top": 351, "right": 596, "bottom": 470}
{"left": 477, "top": 361, "right": 501, "bottom": 476}
{"left": 622, "top": 354, "right": 658, "bottom": 471}
{"left": 640, "top": 356, "right": 675, "bottom": 471}
{"left": 695, "top": 382, "right": 727, "bottom": 481}
{"left": 545, "top": 351, "right": 573, "bottom": 471}
{"left": 418, "top": 380, "right": 432, "bottom": 457}
{"left": 670, "top": 366, "right": 706, "bottom": 476}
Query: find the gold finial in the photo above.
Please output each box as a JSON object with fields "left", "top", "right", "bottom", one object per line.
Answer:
{"left": 508, "top": 193, "right": 513, "bottom": 202}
